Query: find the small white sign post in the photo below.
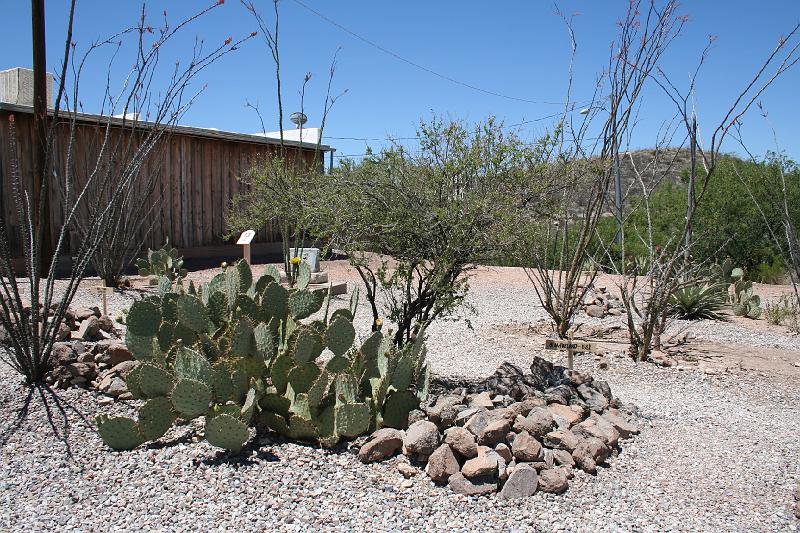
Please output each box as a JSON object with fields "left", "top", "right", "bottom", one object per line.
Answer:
{"left": 544, "top": 335, "right": 595, "bottom": 370}
{"left": 237, "top": 230, "right": 256, "bottom": 265}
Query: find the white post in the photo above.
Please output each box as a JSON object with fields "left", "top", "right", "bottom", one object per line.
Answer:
{"left": 237, "top": 230, "right": 255, "bottom": 266}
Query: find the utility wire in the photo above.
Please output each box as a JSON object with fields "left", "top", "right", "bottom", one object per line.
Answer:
{"left": 327, "top": 110, "right": 568, "bottom": 142}
{"left": 291, "top": 0, "right": 572, "bottom": 106}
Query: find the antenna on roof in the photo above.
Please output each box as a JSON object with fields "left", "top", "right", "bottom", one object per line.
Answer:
{"left": 290, "top": 111, "right": 308, "bottom": 128}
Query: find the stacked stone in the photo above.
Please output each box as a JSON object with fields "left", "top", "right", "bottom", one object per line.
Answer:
{"left": 358, "top": 357, "right": 639, "bottom": 498}
{"left": 580, "top": 286, "right": 624, "bottom": 318}
{"left": 37, "top": 306, "right": 137, "bottom": 400}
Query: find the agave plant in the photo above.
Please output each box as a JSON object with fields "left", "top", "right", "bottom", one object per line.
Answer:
{"left": 668, "top": 282, "right": 728, "bottom": 321}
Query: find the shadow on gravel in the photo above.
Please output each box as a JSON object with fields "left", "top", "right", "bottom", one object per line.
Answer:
{"left": 0, "top": 383, "right": 89, "bottom": 464}
{"left": 146, "top": 432, "right": 195, "bottom": 449}
{"left": 197, "top": 443, "right": 280, "bottom": 467}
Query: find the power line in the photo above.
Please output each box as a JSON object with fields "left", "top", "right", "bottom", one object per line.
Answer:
{"left": 291, "top": 0, "right": 572, "bottom": 106}
{"left": 326, "top": 110, "right": 569, "bottom": 143}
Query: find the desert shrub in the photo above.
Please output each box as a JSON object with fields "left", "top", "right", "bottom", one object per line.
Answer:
{"left": 668, "top": 282, "right": 728, "bottom": 321}
{"left": 764, "top": 294, "right": 800, "bottom": 331}
{"left": 95, "top": 260, "right": 429, "bottom": 452}
{"left": 311, "top": 117, "right": 553, "bottom": 347}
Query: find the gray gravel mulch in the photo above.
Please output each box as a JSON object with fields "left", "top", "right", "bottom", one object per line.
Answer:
{"left": 1, "top": 279, "right": 798, "bottom": 532}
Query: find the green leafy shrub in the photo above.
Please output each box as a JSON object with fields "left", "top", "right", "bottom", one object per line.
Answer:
{"left": 668, "top": 282, "right": 728, "bottom": 320}
{"left": 95, "top": 260, "right": 430, "bottom": 452}
{"left": 135, "top": 239, "right": 188, "bottom": 283}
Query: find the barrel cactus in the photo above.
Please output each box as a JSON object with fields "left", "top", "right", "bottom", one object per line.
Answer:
{"left": 95, "top": 259, "right": 429, "bottom": 452}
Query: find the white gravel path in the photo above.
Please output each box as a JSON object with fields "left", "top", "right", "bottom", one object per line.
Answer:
{"left": 1, "top": 276, "right": 798, "bottom": 532}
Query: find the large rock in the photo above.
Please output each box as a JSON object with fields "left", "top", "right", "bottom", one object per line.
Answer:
{"left": 461, "top": 446, "right": 499, "bottom": 478}
{"left": 512, "top": 407, "right": 554, "bottom": 438}
{"left": 577, "top": 384, "right": 609, "bottom": 412}
{"left": 448, "top": 472, "right": 497, "bottom": 496}
{"left": 544, "top": 385, "right": 574, "bottom": 405}
{"left": 66, "top": 362, "right": 96, "bottom": 378}
{"left": 108, "top": 360, "right": 138, "bottom": 378}
{"left": 463, "top": 410, "right": 490, "bottom": 437}
{"left": 99, "top": 376, "right": 128, "bottom": 397}
{"left": 538, "top": 468, "right": 569, "bottom": 494}
{"left": 477, "top": 417, "right": 513, "bottom": 446}
{"left": 403, "top": 421, "right": 440, "bottom": 456}
{"left": 511, "top": 430, "right": 543, "bottom": 462}
{"left": 548, "top": 403, "right": 583, "bottom": 427}
{"left": 499, "top": 464, "right": 538, "bottom": 499}
{"left": 97, "top": 344, "right": 134, "bottom": 366}
{"left": 75, "top": 307, "right": 100, "bottom": 320}
{"left": 543, "top": 429, "right": 581, "bottom": 452}
{"left": 572, "top": 436, "right": 610, "bottom": 474}
{"left": 359, "top": 428, "right": 405, "bottom": 463}
{"left": 425, "top": 444, "right": 460, "bottom": 482}
{"left": 573, "top": 414, "right": 620, "bottom": 447}
{"left": 444, "top": 427, "right": 478, "bottom": 458}
{"left": 51, "top": 342, "right": 77, "bottom": 365}
{"left": 593, "top": 380, "right": 613, "bottom": 400}
{"left": 585, "top": 304, "right": 605, "bottom": 318}
{"left": 97, "top": 315, "right": 115, "bottom": 333}
{"left": 552, "top": 448, "right": 576, "bottom": 468}
{"left": 75, "top": 317, "right": 102, "bottom": 341}
{"left": 468, "top": 391, "right": 494, "bottom": 409}
{"left": 601, "top": 410, "right": 639, "bottom": 438}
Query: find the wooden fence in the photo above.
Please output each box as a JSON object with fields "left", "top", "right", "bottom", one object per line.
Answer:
{"left": 0, "top": 104, "right": 331, "bottom": 259}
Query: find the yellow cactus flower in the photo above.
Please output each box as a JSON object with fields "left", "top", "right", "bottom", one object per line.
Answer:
{"left": 374, "top": 318, "right": 384, "bottom": 328}
{"left": 290, "top": 256, "right": 302, "bottom": 265}
{"left": 220, "top": 261, "right": 228, "bottom": 268}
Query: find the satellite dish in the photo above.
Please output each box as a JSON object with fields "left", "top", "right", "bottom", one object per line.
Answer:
{"left": 290, "top": 112, "right": 308, "bottom": 128}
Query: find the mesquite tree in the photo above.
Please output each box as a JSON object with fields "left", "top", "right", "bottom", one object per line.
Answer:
{"left": 0, "top": 1, "right": 252, "bottom": 383}
{"left": 313, "top": 117, "right": 555, "bottom": 347}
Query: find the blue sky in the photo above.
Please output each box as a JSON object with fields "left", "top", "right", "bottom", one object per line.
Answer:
{"left": 2, "top": 1, "right": 799, "bottom": 161}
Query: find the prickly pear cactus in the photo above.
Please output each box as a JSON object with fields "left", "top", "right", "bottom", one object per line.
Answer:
{"left": 96, "top": 259, "right": 429, "bottom": 453}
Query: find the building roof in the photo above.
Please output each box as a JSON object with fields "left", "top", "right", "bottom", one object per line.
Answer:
{"left": 0, "top": 102, "right": 335, "bottom": 153}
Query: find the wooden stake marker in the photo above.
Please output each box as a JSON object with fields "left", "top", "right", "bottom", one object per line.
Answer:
{"left": 94, "top": 285, "right": 114, "bottom": 316}
{"left": 544, "top": 335, "right": 595, "bottom": 370}
{"left": 237, "top": 230, "right": 255, "bottom": 265}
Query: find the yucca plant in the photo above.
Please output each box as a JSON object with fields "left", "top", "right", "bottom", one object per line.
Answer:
{"left": 668, "top": 282, "right": 728, "bottom": 321}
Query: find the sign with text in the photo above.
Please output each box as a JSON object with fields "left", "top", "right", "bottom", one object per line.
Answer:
{"left": 545, "top": 339, "right": 595, "bottom": 352}
{"left": 237, "top": 230, "right": 255, "bottom": 245}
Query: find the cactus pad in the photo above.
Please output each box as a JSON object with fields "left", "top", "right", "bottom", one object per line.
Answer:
{"left": 335, "top": 402, "right": 370, "bottom": 438}
{"left": 257, "top": 411, "right": 289, "bottom": 435}
{"left": 171, "top": 379, "right": 211, "bottom": 418}
{"left": 254, "top": 322, "right": 276, "bottom": 362}
{"left": 205, "top": 413, "right": 250, "bottom": 452}
{"left": 126, "top": 300, "right": 162, "bottom": 337}
{"left": 138, "top": 363, "right": 174, "bottom": 398}
{"left": 236, "top": 260, "right": 253, "bottom": 294}
{"left": 174, "top": 347, "right": 213, "bottom": 385}
{"left": 177, "top": 294, "right": 209, "bottom": 332}
{"left": 211, "top": 364, "right": 235, "bottom": 401}
{"left": 296, "top": 263, "right": 311, "bottom": 290}
{"left": 307, "top": 370, "right": 332, "bottom": 407}
{"left": 138, "top": 397, "right": 176, "bottom": 440}
{"left": 230, "top": 317, "right": 256, "bottom": 357}
{"left": 325, "top": 355, "right": 351, "bottom": 373}
{"left": 124, "top": 364, "right": 146, "bottom": 399}
{"left": 325, "top": 316, "right": 356, "bottom": 357}
{"left": 270, "top": 353, "right": 294, "bottom": 394}
{"left": 293, "top": 327, "right": 324, "bottom": 363}
{"left": 125, "top": 332, "right": 157, "bottom": 360}
{"left": 262, "top": 282, "right": 289, "bottom": 318}
{"left": 288, "top": 363, "right": 321, "bottom": 393}
{"left": 95, "top": 415, "right": 144, "bottom": 451}
{"left": 259, "top": 393, "right": 291, "bottom": 417}
{"left": 382, "top": 390, "right": 419, "bottom": 429}
{"left": 287, "top": 415, "right": 318, "bottom": 441}
{"left": 288, "top": 289, "right": 325, "bottom": 320}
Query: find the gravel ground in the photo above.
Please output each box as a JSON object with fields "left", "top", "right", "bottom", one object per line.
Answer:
{"left": 1, "top": 270, "right": 799, "bottom": 532}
